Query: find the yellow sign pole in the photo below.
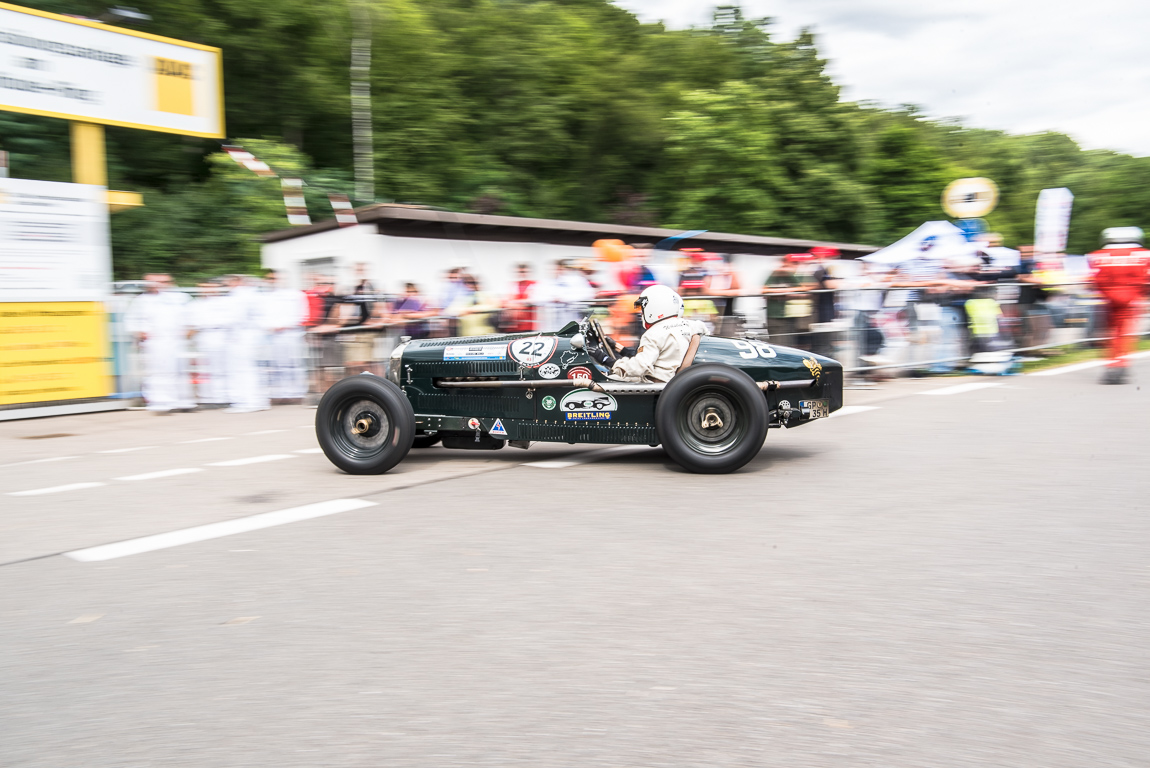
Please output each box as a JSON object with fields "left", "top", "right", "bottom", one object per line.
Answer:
{"left": 69, "top": 121, "right": 107, "bottom": 187}
{"left": 68, "top": 121, "right": 144, "bottom": 211}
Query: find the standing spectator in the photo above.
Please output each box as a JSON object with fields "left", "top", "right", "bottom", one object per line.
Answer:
{"left": 893, "top": 242, "right": 948, "bottom": 370}
{"left": 762, "top": 255, "right": 811, "bottom": 345}
{"left": 542, "top": 259, "right": 595, "bottom": 329}
{"left": 808, "top": 247, "right": 841, "bottom": 356}
{"left": 453, "top": 274, "right": 500, "bottom": 337}
{"left": 349, "top": 263, "right": 376, "bottom": 326}
{"left": 189, "top": 278, "right": 231, "bottom": 408}
{"left": 1015, "top": 245, "right": 1051, "bottom": 348}
{"left": 222, "top": 275, "right": 270, "bottom": 413}
{"left": 303, "top": 274, "right": 335, "bottom": 328}
{"left": 125, "top": 273, "right": 195, "bottom": 413}
{"left": 503, "top": 263, "right": 537, "bottom": 332}
{"left": 388, "top": 282, "right": 433, "bottom": 338}
{"left": 262, "top": 270, "right": 310, "bottom": 402}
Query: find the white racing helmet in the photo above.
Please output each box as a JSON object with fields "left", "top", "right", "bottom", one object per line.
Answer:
{"left": 634, "top": 284, "right": 684, "bottom": 328}
{"left": 1102, "top": 226, "right": 1144, "bottom": 247}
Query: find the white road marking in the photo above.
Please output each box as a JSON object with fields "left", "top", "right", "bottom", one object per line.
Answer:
{"left": 115, "top": 467, "right": 203, "bottom": 482}
{"left": 98, "top": 446, "right": 154, "bottom": 454}
{"left": 222, "top": 616, "right": 259, "bottom": 625}
{"left": 524, "top": 445, "right": 649, "bottom": 469}
{"left": 8, "top": 482, "right": 105, "bottom": 496}
{"left": 68, "top": 614, "right": 104, "bottom": 624}
{"left": 829, "top": 405, "right": 880, "bottom": 418}
{"left": 1030, "top": 350, "right": 1150, "bottom": 377}
{"left": 245, "top": 429, "right": 285, "bottom": 436}
{"left": 0, "top": 456, "right": 78, "bottom": 469}
{"left": 293, "top": 448, "right": 323, "bottom": 454}
{"left": 208, "top": 454, "right": 296, "bottom": 467}
{"left": 1029, "top": 360, "right": 1107, "bottom": 377}
{"left": 64, "top": 498, "right": 377, "bottom": 561}
{"left": 919, "top": 382, "right": 1003, "bottom": 396}
{"left": 180, "top": 437, "right": 233, "bottom": 444}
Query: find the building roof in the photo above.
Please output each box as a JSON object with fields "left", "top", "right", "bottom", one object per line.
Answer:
{"left": 262, "top": 203, "right": 878, "bottom": 257}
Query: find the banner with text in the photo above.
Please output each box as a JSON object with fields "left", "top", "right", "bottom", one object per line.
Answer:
{"left": 0, "top": 2, "right": 223, "bottom": 137}
{"left": 0, "top": 302, "right": 112, "bottom": 405}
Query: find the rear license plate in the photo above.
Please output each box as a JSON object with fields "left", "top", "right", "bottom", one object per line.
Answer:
{"left": 800, "top": 399, "right": 829, "bottom": 419}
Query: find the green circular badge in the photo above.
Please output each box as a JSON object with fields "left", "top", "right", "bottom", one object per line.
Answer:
{"left": 542, "top": 395, "right": 557, "bottom": 411}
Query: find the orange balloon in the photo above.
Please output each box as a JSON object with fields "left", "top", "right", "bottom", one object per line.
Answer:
{"left": 594, "top": 238, "right": 632, "bottom": 263}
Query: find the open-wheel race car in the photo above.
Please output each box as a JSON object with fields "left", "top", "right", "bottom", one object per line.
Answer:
{"left": 315, "top": 317, "right": 843, "bottom": 475}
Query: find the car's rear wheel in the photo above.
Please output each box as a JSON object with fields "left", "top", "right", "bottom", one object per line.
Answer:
{"left": 655, "top": 364, "right": 768, "bottom": 474}
{"left": 316, "top": 375, "right": 415, "bottom": 474}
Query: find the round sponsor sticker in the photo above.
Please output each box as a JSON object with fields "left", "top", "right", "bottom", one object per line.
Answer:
{"left": 538, "top": 363, "right": 560, "bottom": 379}
{"left": 541, "top": 395, "right": 557, "bottom": 411}
{"left": 467, "top": 417, "right": 481, "bottom": 430}
{"left": 566, "top": 366, "right": 593, "bottom": 381}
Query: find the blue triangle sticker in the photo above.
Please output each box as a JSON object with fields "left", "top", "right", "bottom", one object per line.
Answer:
{"left": 490, "top": 418, "right": 508, "bottom": 437}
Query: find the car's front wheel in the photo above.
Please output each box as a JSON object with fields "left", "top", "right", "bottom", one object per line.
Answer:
{"left": 655, "top": 364, "right": 768, "bottom": 474}
{"left": 316, "top": 375, "right": 415, "bottom": 474}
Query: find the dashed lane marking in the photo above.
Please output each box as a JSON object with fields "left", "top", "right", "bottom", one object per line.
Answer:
{"left": 64, "top": 498, "right": 377, "bottom": 561}
{"left": 8, "top": 482, "right": 106, "bottom": 496}
{"left": 294, "top": 448, "right": 323, "bottom": 454}
{"left": 115, "top": 468, "right": 203, "bottom": 482}
{"left": 0, "top": 456, "right": 79, "bottom": 470}
{"left": 98, "top": 446, "right": 154, "bottom": 454}
{"left": 919, "top": 382, "right": 1003, "bottom": 396}
{"left": 207, "top": 454, "right": 296, "bottom": 467}
{"left": 829, "top": 405, "right": 880, "bottom": 418}
{"left": 68, "top": 614, "right": 104, "bottom": 624}
{"left": 1030, "top": 350, "right": 1150, "bottom": 377}
{"left": 244, "top": 429, "right": 285, "bottom": 436}
{"left": 180, "top": 437, "right": 233, "bottom": 444}
{"left": 524, "top": 445, "right": 649, "bottom": 469}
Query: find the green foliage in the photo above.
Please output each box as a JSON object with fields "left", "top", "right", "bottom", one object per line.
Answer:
{"left": 3, "top": 0, "right": 1148, "bottom": 278}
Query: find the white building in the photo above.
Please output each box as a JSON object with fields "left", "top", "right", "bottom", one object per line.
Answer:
{"left": 260, "top": 204, "right": 877, "bottom": 298}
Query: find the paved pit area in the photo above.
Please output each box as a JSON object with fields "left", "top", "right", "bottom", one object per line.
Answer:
{"left": 2, "top": 361, "right": 1149, "bottom": 766}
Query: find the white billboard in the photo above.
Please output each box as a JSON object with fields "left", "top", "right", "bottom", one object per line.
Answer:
{"left": 0, "top": 2, "right": 223, "bottom": 138}
{"left": 0, "top": 177, "right": 111, "bottom": 302}
{"left": 1035, "top": 187, "right": 1074, "bottom": 254}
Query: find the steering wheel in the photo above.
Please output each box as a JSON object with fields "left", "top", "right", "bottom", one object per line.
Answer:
{"left": 589, "top": 318, "right": 616, "bottom": 362}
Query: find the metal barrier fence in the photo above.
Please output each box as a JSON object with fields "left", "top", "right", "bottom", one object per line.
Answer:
{"left": 302, "top": 281, "right": 1148, "bottom": 399}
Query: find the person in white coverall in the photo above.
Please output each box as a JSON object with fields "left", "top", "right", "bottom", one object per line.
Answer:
{"left": 262, "top": 270, "right": 310, "bottom": 401}
{"left": 223, "top": 275, "right": 271, "bottom": 413}
{"left": 125, "top": 274, "right": 195, "bottom": 412}
{"left": 189, "top": 279, "right": 231, "bottom": 406}
{"left": 593, "top": 285, "right": 707, "bottom": 383}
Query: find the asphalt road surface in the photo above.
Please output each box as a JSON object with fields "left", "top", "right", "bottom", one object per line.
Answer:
{"left": 3, "top": 357, "right": 1149, "bottom": 767}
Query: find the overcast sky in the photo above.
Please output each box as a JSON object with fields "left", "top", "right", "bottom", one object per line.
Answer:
{"left": 613, "top": 0, "right": 1150, "bottom": 157}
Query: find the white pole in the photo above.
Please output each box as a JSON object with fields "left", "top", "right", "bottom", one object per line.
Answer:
{"left": 350, "top": 0, "right": 374, "bottom": 203}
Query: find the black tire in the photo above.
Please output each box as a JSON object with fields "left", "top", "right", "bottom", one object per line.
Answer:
{"left": 316, "top": 375, "right": 415, "bottom": 474}
{"left": 412, "top": 432, "right": 441, "bottom": 449}
{"left": 655, "top": 364, "right": 768, "bottom": 474}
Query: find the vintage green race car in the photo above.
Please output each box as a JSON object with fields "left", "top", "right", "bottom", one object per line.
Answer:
{"left": 315, "top": 317, "right": 843, "bottom": 474}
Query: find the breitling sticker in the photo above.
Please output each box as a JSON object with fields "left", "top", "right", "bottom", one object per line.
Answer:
{"left": 508, "top": 336, "right": 558, "bottom": 367}
{"left": 538, "top": 363, "right": 561, "bottom": 379}
{"left": 541, "top": 395, "right": 557, "bottom": 411}
{"left": 560, "top": 389, "right": 618, "bottom": 412}
{"left": 490, "top": 419, "right": 508, "bottom": 437}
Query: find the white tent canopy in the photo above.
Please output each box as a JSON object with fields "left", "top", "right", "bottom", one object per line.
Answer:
{"left": 862, "top": 221, "right": 978, "bottom": 266}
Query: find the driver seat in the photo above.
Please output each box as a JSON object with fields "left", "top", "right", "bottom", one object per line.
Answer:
{"left": 676, "top": 334, "right": 702, "bottom": 374}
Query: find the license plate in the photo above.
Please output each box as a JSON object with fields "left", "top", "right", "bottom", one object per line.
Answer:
{"left": 800, "top": 399, "right": 829, "bottom": 419}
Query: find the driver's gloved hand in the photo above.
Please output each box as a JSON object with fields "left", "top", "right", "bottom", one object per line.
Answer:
{"left": 605, "top": 337, "right": 637, "bottom": 358}
{"left": 590, "top": 347, "right": 614, "bottom": 367}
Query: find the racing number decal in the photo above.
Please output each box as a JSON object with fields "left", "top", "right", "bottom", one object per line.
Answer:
{"left": 729, "top": 339, "right": 777, "bottom": 359}
{"left": 509, "top": 336, "right": 557, "bottom": 367}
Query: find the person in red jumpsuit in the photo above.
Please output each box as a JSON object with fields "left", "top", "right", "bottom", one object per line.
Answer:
{"left": 1088, "top": 227, "right": 1150, "bottom": 384}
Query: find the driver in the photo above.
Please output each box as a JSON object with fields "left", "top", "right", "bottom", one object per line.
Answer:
{"left": 592, "top": 285, "right": 707, "bottom": 382}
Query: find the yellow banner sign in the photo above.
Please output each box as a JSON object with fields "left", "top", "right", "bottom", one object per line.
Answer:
{"left": 0, "top": 302, "right": 112, "bottom": 405}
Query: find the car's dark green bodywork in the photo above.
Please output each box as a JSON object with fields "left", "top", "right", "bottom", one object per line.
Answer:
{"left": 385, "top": 322, "right": 843, "bottom": 446}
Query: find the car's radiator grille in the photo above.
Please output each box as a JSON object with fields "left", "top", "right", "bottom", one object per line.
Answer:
{"left": 414, "top": 392, "right": 534, "bottom": 418}
{"left": 410, "top": 361, "right": 521, "bottom": 377}
{"left": 515, "top": 422, "right": 658, "bottom": 445}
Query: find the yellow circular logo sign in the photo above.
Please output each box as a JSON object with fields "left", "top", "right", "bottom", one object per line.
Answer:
{"left": 942, "top": 177, "right": 999, "bottom": 218}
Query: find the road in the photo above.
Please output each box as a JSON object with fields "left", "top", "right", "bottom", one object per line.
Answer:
{"left": 2, "top": 357, "right": 1149, "bottom": 767}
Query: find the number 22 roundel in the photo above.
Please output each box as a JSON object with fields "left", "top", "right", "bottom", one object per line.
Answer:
{"left": 508, "top": 336, "right": 558, "bottom": 367}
